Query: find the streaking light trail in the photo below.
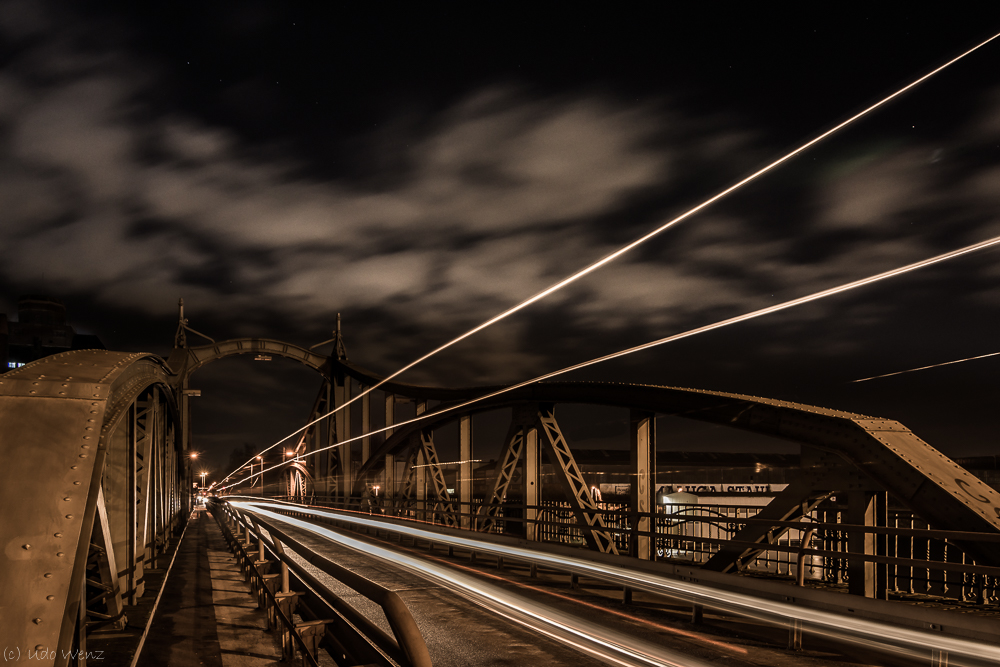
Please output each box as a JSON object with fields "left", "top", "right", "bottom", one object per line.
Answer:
{"left": 218, "top": 234, "right": 1000, "bottom": 492}
{"left": 244, "top": 505, "right": 718, "bottom": 667}
{"left": 235, "top": 500, "right": 1000, "bottom": 667}
{"left": 217, "top": 30, "right": 1000, "bottom": 489}
{"left": 853, "top": 351, "right": 1000, "bottom": 382}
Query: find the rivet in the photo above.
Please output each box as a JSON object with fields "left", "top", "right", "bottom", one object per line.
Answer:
{"left": 46, "top": 596, "right": 55, "bottom": 601}
{"left": 29, "top": 390, "right": 36, "bottom": 394}
{"left": 83, "top": 436, "right": 91, "bottom": 440}
{"left": 65, "top": 515, "right": 73, "bottom": 519}
{"left": 81, "top": 445, "right": 90, "bottom": 449}
{"left": 44, "top": 573, "right": 52, "bottom": 578}
{"left": 93, "top": 394, "right": 100, "bottom": 397}
{"left": 85, "top": 427, "right": 93, "bottom": 431}
{"left": 33, "top": 618, "right": 42, "bottom": 624}
{"left": 22, "top": 544, "right": 30, "bottom": 550}
{"left": 70, "top": 466, "right": 78, "bottom": 470}
{"left": 73, "top": 481, "right": 81, "bottom": 486}
{"left": 91, "top": 402, "right": 99, "bottom": 406}
{"left": 32, "top": 382, "right": 39, "bottom": 385}
{"left": 79, "top": 454, "right": 87, "bottom": 458}
{"left": 59, "top": 391, "right": 66, "bottom": 395}
{"left": 62, "top": 384, "right": 69, "bottom": 387}
{"left": 87, "top": 419, "right": 95, "bottom": 423}
{"left": 35, "top": 645, "right": 44, "bottom": 650}
{"left": 56, "top": 552, "right": 64, "bottom": 557}
{"left": 63, "top": 497, "right": 71, "bottom": 502}
{"left": 54, "top": 533, "right": 62, "bottom": 538}
{"left": 90, "top": 410, "right": 98, "bottom": 414}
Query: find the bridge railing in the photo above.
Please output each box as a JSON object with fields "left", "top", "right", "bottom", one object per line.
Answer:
{"left": 261, "top": 492, "right": 1000, "bottom": 605}
{"left": 212, "top": 500, "right": 433, "bottom": 667}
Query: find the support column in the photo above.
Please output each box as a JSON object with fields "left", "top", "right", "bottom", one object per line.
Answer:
{"left": 459, "top": 415, "right": 473, "bottom": 530}
{"left": 334, "top": 374, "right": 352, "bottom": 503}
{"left": 415, "top": 402, "right": 427, "bottom": 520}
{"left": 524, "top": 425, "right": 540, "bottom": 541}
{"left": 630, "top": 410, "right": 656, "bottom": 560}
{"left": 361, "top": 386, "right": 371, "bottom": 465}
{"left": 384, "top": 453, "right": 396, "bottom": 513}
{"left": 847, "top": 491, "right": 885, "bottom": 598}
{"left": 415, "top": 447, "right": 427, "bottom": 521}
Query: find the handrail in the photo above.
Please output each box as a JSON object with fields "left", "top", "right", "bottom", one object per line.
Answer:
{"left": 246, "top": 512, "right": 433, "bottom": 667}
{"left": 211, "top": 504, "right": 322, "bottom": 666}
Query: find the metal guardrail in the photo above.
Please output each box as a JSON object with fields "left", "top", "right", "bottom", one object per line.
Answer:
{"left": 238, "top": 498, "right": 1000, "bottom": 659}
{"left": 257, "top": 493, "right": 1000, "bottom": 604}
{"left": 211, "top": 500, "right": 432, "bottom": 667}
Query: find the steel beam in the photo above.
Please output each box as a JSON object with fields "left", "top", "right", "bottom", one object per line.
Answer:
{"left": 536, "top": 407, "right": 618, "bottom": 555}
{"left": 478, "top": 422, "right": 525, "bottom": 532}
{"left": 459, "top": 415, "right": 473, "bottom": 530}
{"left": 630, "top": 410, "right": 656, "bottom": 560}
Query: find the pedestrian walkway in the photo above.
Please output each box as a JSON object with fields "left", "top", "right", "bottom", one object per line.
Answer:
{"left": 137, "top": 507, "right": 283, "bottom": 666}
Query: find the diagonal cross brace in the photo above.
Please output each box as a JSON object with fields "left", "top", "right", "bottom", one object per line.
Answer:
{"left": 478, "top": 422, "right": 525, "bottom": 532}
{"left": 536, "top": 407, "right": 619, "bottom": 555}
{"left": 419, "top": 430, "right": 457, "bottom": 526}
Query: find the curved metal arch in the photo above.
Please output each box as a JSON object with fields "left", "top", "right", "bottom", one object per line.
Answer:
{"left": 0, "top": 350, "right": 182, "bottom": 662}
{"left": 168, "top": 338, "right": 332, "bottom": 381}
{"left": 350, "top": 378, "right": 1000, "bottom": 565}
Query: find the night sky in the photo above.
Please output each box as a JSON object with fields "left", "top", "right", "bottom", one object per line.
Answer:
{"left": 3, "top": 3, "right": 1000, "bottom": 477}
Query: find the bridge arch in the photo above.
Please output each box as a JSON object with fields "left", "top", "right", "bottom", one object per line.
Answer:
{"left": 167, "top": 338, "right": 333, "bottom": 380}
{"left": 0, "top": 350, "right": 183, "bottom": 663}
{"left": 338, "top": 363, "right": 1000, "bottom": 567}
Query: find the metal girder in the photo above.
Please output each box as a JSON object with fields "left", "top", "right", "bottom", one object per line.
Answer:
{"left": 168, "top": 338, "right": 331, "bottom": 379}
{"left": 0, "top": 350, "right": 182, "bottom": 665}
{"left": 702, "top": 477, "right": 835, "bottom": 573}
{"left": 84, "top": 487, "right": 125, "bottom": 630}
{"left": 350, "top": 379, "right": 1000, "bottom": 567}
{"left": 536, "top": 407, "right": 619, "bottom": 555}
{"left": 398, "top": 445, "right": 420, "bottom": 505}
{"left": 418, "top": 430, "right": 457, "bottom": 527}
{"left": 478, "top": 422, "right": 526, "bottom": 533}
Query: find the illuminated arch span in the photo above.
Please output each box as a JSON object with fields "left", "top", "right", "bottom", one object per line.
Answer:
{"left": 170, "top": 338, "right": 332, "bottom": 379}
{"left": 0, "top": 350, "right": 183, "bottom": 663}
{"left": 337, "top": 360, "right": 1000, "bottom": 566}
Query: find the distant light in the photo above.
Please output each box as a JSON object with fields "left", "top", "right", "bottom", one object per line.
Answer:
{"left": 285, "top": 450, "right": 294, "bottom": 457}
{"left": 254, "top": 355, "right": 273, "bottom": 362}
{"left": 189, "top": 452, "right": 199, "bottom": 459}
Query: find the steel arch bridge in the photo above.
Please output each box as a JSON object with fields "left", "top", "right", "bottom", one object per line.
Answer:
{"left": 4, "top": 335, "right": 1000, "bottom": 664}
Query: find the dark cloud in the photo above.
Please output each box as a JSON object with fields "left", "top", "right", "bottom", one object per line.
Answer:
{"left": 3, "top": 2, "right": 1000, "bottom": 465}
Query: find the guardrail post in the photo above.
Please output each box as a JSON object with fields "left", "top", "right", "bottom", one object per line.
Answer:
{"left": 691, "top": 604, "right": 703, "bottom": 624}
{"left": 788, "top": 619, "right": 803, "bottom": 650}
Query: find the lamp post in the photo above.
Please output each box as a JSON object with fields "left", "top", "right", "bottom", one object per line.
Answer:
{"left": 188, "top": 452, "right": 199, "bottom": 513}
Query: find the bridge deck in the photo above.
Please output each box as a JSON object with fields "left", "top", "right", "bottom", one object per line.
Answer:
{"left": 93, "top": 508, "right": 289, "bottom": 666}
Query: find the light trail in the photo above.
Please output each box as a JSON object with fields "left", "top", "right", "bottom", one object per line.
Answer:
{"left": 395, "top": 541, "right": 750, "bottom": 656}
{"left": 853, "top": 350, "right": 1000, "bottom": 382}
{"left": 217, "top": 234, "right": 1000, "bottom": 492}
{"left": 235, "top": 500, "right": 1000, "bottom": 667}
{"left": 216, "top": 30, "right": 1000, "bottom": 489}
{"left": 412, "top": 458, "right": 481, "bottom": 469}
{"left": 245, "top": 505, "right": 718, "bottom": 667}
